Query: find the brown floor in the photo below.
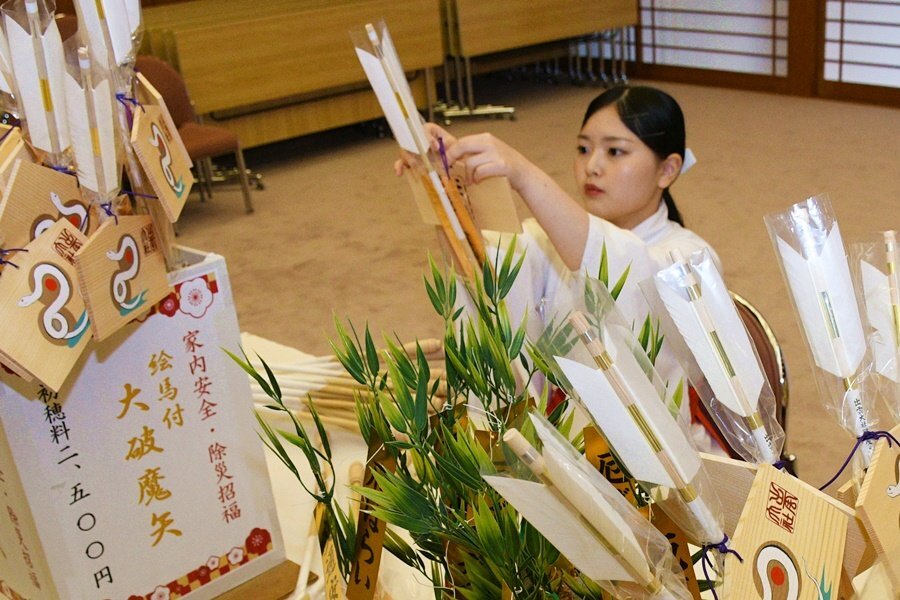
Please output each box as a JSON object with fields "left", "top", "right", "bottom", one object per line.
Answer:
{"left": 176, "top": 76, "right": 900, "bottom": 488}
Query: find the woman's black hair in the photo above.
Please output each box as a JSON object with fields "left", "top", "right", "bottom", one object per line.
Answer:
{"left": 581, "top": 86, "right": 686, "bottom": 226}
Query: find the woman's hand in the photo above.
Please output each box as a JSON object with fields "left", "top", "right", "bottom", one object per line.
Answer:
{"left": 393, "top": 123, "right": 458, "bottom": 176}
{"left": 445, "top": 133, "right": 532, "bottom": 191}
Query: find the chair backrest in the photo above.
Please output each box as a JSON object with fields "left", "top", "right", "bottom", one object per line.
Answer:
{"left": 134, "top": 55, "right": 196, "bottom": 128}
{"left": 55, "top": 14, "right": 78, "bottom": 41}
{"left": 731, "top": 291, "right": 789, "bottom": 432}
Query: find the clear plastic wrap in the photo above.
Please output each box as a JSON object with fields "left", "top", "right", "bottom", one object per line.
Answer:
{"left": 649, "top": 247, "right": 785, "bottom": 464}
{"left": 1, "top": 0, "right": 72, "bottom": 167}
{"left": 530, "top": 274, "right": 726, "bottom": 549}
{"left": 72, "top": 0, "right": 144, "bottom": 70}
{"left": 483, "top": 412, "right": 692, "bottom": 599}
{"left": 852, "top": 231, "right": 900, "bottom": 426}
{"left": 63, "top": 44, "right": 122, "bottom": 204}
{"left": 764, "top": 195, "right": 879, "bottom": 466}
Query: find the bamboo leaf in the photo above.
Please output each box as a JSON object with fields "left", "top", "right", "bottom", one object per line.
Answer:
{"left": 225, "top": 347, "right": 273, "bottom": 398}
{"left": 610, "top": 262, "right": 632, "bottom": 300}
{"left": 597, "top": 241, "right": 609, "bottom": 286}
{"left": 256, "top": 353, "right": 281, "bottom": 399}
{"left": 364, "top": 325, "right": 380, "bottom": 376}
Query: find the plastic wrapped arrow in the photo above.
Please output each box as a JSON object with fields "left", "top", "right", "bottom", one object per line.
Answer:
{"left": 853, "top": 230, "right": 900, "bottom": 425}
{"left": 766, "top": 195, "right": 877, "bottom": 466}
{"left": 653, "top": 248, "right": 784, "bottom": 464}
{"left": 531, "top": 275, "right": 726, "bottom": 547}
{"left": 485, "top": 417, "right": 691, "bottom": 599}
{"left": 64, "top": 46, "right": 121, "bottom": 206}
{"left": 2, "top": 0, "right": 70, "bottom": 167}
{"left": 352, "top": 20, "right": 483, "bottom": 279}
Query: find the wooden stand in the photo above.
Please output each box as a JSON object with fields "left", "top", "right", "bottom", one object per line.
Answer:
{"left": 215, "top": 560, "right": 301, "bottom": 600}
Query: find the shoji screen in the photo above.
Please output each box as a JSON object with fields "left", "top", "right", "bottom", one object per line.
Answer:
{"left": 640, "top": 0, "right": 788, "bottom": 76}
{"left": 824, "top": 1, "right": 900, "bottom": 89}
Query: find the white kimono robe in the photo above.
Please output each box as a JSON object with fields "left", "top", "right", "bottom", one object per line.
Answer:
{"left": 482, "top": 202, "right": 724, "bottom": 452}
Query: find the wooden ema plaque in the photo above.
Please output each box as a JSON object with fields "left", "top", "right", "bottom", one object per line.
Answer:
{"left": 583, "top": 425, "right": 648, "bottom": 510}
{"left": 448, "top": 162, "right": 521, "bottom": 234}
{"left": 346, "top": 436, "right": 397, "bottom": 600}
{"left": 130, "top": 95, "right": 193, "bottom": 224}
{"left": 854, "top": 424, "right": 900, "bottom": 587}
{"left": 0, "top": 125, "right": 34, "bottom": 189}
{"left": 0, "top": 218, "right": 90, "bottom": 391}
{"left": 649, "top": 509, "right": 702, "bottom": 599}
{"left": 0, "top": 160, "right": 94, "bottom": 254}
{"left": 313, "top": 502, "right": 347, "bottom": 600}
{"left": 74, "top": 215, "right": 171, "bottom": 341}
{"left": 723, "top": 465, "right": 852, "bottom": 599}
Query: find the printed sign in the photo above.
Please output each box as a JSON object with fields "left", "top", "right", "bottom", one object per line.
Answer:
{"left": 0, "top": 250, "right": 286, "bottom": 599}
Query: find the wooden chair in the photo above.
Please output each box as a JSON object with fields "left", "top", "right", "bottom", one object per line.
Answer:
{"left": 134, "top": 55, "right": 254, "bottom": 213}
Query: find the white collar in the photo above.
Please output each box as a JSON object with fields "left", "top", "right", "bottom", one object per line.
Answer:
{"left": 630, "top": 202, "right": 676, "bottom": 245}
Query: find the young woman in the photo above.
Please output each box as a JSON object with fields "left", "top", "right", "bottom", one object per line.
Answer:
{"left": 412, "top": 86, "right": 723, "bottom": 451}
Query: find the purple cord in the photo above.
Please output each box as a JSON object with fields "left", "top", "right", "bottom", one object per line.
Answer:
{"left": 115, "top": 93, "right": 145, "bottom": 129}
{"left": 700, "top": 534, "right": 743, "bottom": 600}
{"left": 819, "top": 430, "right": 900, "bottom": 490}
{"left": 0, "top": 247, "right": 28, "bottom": 269}
{"left": 121, "top": 189, "right": 158, "bottom": 200}
{"left": 99, "top": 202, "right": 119, "bottom": 225}
{"left": 437, "top": 136, "right": 450, "bottom": 177}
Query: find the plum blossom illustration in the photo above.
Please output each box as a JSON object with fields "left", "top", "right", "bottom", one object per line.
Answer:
{"left": 157, "top": 291, "right": 179, "bottom": 318}
{"left": 246, "top": 527, "right": 272, "bottom": 554}
{"left": 150, "top": 585, "right": 170, "bottom": 600}
{"left": 178, "top": 277, "right": 214, "bottom": 318}
{"left": 206, "top": 555, "right": 220, "bottom": 570}
{"left": 227, "top": 546, "right": 245, "bottom": 565}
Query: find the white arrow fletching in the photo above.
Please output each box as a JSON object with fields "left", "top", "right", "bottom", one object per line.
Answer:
{"left": 65, "top": 72, "right": 118, "bottom": 195}
{"left": 555, "top": 355, "right": 701, "bottom": 488}
{"left": 379, "top": 26, "right": 430, "bottom": 153}
{"left": 776, "top": 224, "right": 866, "bottom": 377}
{"left": 355, "top": 47, "right": 419, "bottom": 154}
{"left": 861, "top": 260, "right": 899, "bottom": 382}
{"left": 483, "top": 475, "right": 634, "bottom": 583}
{"left": 75, "top": 0, "right": 134, "bottom": 66}
{"left": 5, "top": 11, "right": 70, "bottom": 153}
{"left": 655, "top": 270, "right": 764, "bottom": 417}
{"left": 124, "top": 0, "right": 141, "bottom": 38}
{"left": 530, "top": 415, "right": 651, "bottom": 583}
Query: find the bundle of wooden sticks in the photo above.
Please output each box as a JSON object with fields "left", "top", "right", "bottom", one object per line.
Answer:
{"left": 248, "top": 338, "right": 447, "bottom": 432}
